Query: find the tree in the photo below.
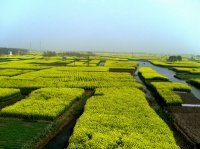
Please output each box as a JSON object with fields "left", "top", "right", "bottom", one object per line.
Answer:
{"left": 62, "top": 56, "right": 67, "bottom": 61}
{"left": 177, "top": 56, "right": 182, "bottom": 61}
{"left": 43, "top": 51, "right": 57, "bottom": 57}
{"left": 167, "top": 55, "right": 182, "bottom": 62}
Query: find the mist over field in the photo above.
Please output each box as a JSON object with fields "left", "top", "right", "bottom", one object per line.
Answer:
{"left": 1, "top": 0, "right": 200, "bottom": 54}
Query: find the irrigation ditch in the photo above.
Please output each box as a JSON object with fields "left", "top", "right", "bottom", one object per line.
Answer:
{"left": 98, "top": 61, "right": 105, "bottom": 66}
{"left": 36, "top": 89, "right": 95, "bottom": 149}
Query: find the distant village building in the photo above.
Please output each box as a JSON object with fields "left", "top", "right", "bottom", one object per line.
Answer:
{"left": 0, "top": 48, "right": 28, "bottom": 55}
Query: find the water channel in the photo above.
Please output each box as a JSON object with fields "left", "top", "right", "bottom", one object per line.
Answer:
{"left": 133, "top": 60, "right": 200, "bottom": 100}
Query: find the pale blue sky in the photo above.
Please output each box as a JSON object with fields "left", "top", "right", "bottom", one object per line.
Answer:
{"left": 0, "top": 0, "right": 200, "bottom": 54}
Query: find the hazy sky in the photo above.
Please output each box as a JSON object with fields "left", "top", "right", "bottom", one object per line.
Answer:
{"left": 1, "top": 0, "right": 200, "bottom": 54}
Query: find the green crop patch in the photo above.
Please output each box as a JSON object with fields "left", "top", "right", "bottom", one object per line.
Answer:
{"left": 0, "top": 88, "right": 21, "bottom": 102}
{"left": 150, "top": 60, "right": 200, "bottom": 68}
{"left": 0, "top": 69, "right": 33, "bottom": 76}
{"left": 0, "top": 70, "right": 142, "bottom": 89}
{"left": 189, "top": 78, "right": 200, "bottom": 89}
{"left": 139, "top": 67, "right": 169, "bottom": 81}
{"left": 0, "top": 88, "right": 84, "bottom": 120}
{"left": 151, "top": 82, "right": 191, "bottom": 92}
{"left": 138, "top": 67, "right": 191, "bottom": 105}
{"left": 0, "top": 60, "right": 50, "bottom": 70}
{"left": 50, "top": 66, "right": 109, "bottom": 72}
{"left": 68, "top": 88, "right": 179, "bottom": 149}
{"left": 104, "top": 60, "right": 137, "bottom": 69}
{"left": 150, "top": 82, "right": 191, "bottom": 105}
{"left": 175, "top": 74, "right": 200, "bottom": 80}
{"left": 172, "top": 67, "right": 200, "bottom": 74}
{"left": 0, "top": 119, "right": 50, "bottom": 149}
{"left": 156, "top": 89, "right": 182, "bottom": 105}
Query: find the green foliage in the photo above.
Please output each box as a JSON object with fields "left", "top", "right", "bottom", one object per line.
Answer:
{"left": 0, "top": 69, "right": 32, "bottom": 76}
{"left": 0, "top": 69, "right": 142, "bottom": 89}
{"left": 0, "top": 88, "right": 84, "bottom": 120}
{"left": 0, "top": 88, "right": 21, "bottom": 102}
{"left": 150, "top": 82, "right": 191, "bottom": 105}
{"left": 156, "top": 89, "right": 182, "bottom": 105}
{"left": 68, "top": 88, "right": 179, "bottom": 149}
{"left": 172, "top": 67, "right": 200, "bottom": 74}
{"left": 189, "top": 78, "right": 200, "bottom": 89}
{"left": 68, "top": 61, "right": 87, "bottom": 66}
{"left": 50, "top": 66, "right": 109, "bottom": 72}
{"left": 150, "top": 60, "right": 200, "bottom": 68}
{"left": 0, "top": 61, "right": 50, "bottom": 70}
{"left": 175, "top": 74, "right": 200, "bottom": 80}
{"left": 104, "top": 60, "right": 137, "bottom": 69}
{"left": 151, "top": 82, "right": 191, "bottom": 92}
{"left": 0, "top": 78, "right": 142, "bottom": 90}
{"left": 167, "top": 56, "right": 182, "bottom": 62}
{"left": 43, "top": 51, "right": 57, "bottom": 57}
{"left": 139, "top": 67, "right": 169, "bottom": 81}
{"left": 139, "top": 66, "right": 191, "bottom": 105}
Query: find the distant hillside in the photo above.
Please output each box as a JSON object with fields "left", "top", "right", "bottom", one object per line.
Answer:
{"left": 0, "top": 47, "right": 28, "bottom": 55}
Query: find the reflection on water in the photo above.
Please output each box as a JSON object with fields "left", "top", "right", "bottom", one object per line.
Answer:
{"left": 134, "top": 60, "right": 200, "bottom": 100}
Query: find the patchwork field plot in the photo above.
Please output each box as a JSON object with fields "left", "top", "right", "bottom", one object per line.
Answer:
{"left": 68, "top": 88, "right": 179, "bottom": 148}
{"left": 150, "top": 60, "right": 200, "bottom": 68}
{"left": 0, "top": 119, "right": 50, "bottom": 149}
{"left": 150, "top": 81, "right": 191, "bottom": 105}
{"left": 0, "top": 88, "right": 21, "bottom": 102}
{"left": 138, "top": 67, "right": 191, "bottom": 105}
{"left": 0, "top": 70, "right": 142, "bottom": 89}
{"left": 105, "top": 60, "right": 137, "bottom": 69}
{"left": 172, "top": 67, "right": 200, "bottom": 74}
{"left": 0, "top": 54, "right": 199, "bottom": 148}
{"left": 139, "top": 67, "right": 168, "bottom": 81}
{"left": 0, "top": 88, "right": 84, "bottom": 120}
{"left": 0, "top": 69, "right": 32, "bottom": 76}
{"left": 188, "top": 79, "right": 200, "bottom": 89}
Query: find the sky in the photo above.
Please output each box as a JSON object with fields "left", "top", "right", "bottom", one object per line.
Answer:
{"left": 0, "top": 0, "right": 200, "bottom": 54}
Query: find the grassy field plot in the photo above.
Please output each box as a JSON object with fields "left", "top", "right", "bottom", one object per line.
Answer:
{"left": 0, "top": 119, "right": 50, "bottom": 149}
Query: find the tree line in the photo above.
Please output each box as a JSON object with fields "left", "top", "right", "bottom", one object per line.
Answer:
{"left": 167, "top": 55, "right": 182, "bottom": 62}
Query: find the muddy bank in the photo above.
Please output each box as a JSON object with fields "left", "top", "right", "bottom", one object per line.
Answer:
{"left": 176, "top": 92, "right": 200, "bottom": 104}
{"left": 168, "top": 106, "right": 200, "bottom": 146}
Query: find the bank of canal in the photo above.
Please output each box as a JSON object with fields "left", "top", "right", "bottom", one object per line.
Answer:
{"left": 133, "top": 61, "right": 197, "bottom": 148}
{"left": 133, "top": 60, "right": 200, "bottom": 100}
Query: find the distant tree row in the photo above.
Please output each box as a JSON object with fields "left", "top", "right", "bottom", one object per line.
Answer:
{"left": 61, "top": 51, "right": 95, "bottom": 57}
{"left": 43, "top": 51, "right": 57, "bottom": 57}
{"left": 43, "top": 51, "right": 95, "bottom": 57}
{"left": 0, "top": 48, "right": 28, "bottom": 55}
{"left": 167, "top": 56, "right": 182, "bottom": 62}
